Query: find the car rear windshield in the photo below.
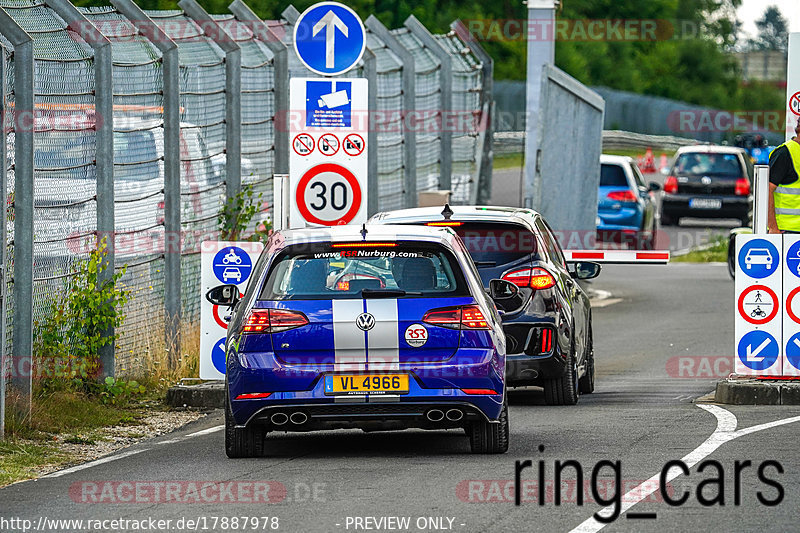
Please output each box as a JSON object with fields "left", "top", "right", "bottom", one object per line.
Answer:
{"left": 259, "top": 242, "right": 470, "bottom": 300}
{"left": 673, "top": 152, "right": 743, "bottom": 177}
{"left": 600, "top": 163, "right": 628, "bottom": 186}
{"left": 450, "top": 222, "right": 537, "bottom": 266}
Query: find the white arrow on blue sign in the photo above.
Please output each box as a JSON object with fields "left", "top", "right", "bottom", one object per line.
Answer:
{"left": 737, "top": 330, "right": 779, "bottom": 371}
{"left": 294, "top": 2, "right": 366, "bottom": 76}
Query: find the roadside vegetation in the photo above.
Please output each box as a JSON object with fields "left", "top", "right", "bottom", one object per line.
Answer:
{"left": 672, "top": 236, "right": 729, "bottom": 263}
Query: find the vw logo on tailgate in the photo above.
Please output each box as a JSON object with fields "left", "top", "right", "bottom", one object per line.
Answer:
{"left": 355, "top": 312, "right": 376, "bottom": 331}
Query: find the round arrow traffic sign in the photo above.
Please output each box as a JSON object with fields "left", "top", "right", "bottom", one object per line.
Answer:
{"left": 791, "top": 91, "right": 800, "bottom": 116}
{"left": 738, "top": 284, "right": 778, "bottom": 325}
{"left": 737, "top": 330, "right": 779, "bottom": 371}
{"left": 296, "top": 163, "right": 362, "bottom": 226}
{"left": 294, "top": 2, "right": 366, "bottom": 77}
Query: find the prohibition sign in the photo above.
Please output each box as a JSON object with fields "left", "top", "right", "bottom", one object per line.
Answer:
{"left": 297, "top": 163, "right": 362, "bottom": 226}
{"left": 786, "top": 286, "right": 800, "bottom": 324}
{"left": 343, "top": 133, "right": 365, "bottom": 156}
{"left": 293, "top": 133, "right": 314, "bottom": 156}
{"left": 212, "top": 289, "right": 242, "bottom": 329}
{"left": 319, "top": 133, "right": 340, "bottom": 156}
{"left": 738, "top": 284, "right": 778, "bottom": 325}
{"left": 791, "top": 92, "right": 800, "bottom": 116}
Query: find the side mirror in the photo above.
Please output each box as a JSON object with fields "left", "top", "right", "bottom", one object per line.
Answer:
{"left": 648, "top": 181, "right": 661, "bottom": 192}
{"left": 570, "top": 262, "right": 602, "bottom": 280}
{"left": 489, "top": 279, "right": 520, "bottom": 300}
{"left": 206, "top": 284, "right": 240, "bottom": 307}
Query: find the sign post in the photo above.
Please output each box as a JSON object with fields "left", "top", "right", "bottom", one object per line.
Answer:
{"left": 787, "top": 33, "right": 799, "bottom": 142}
{"left": 735, "top": 235, "right": 783, "bottom": 376}
{"left": 200, "top": 241, "right": 264, "bottom": 380}
{"left": 752, "top": 165, "right": 769, "bottom": 235}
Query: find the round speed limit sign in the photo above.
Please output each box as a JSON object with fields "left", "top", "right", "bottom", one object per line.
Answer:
{"left": 296, "top": 163, "right": 363, "bottom": 226}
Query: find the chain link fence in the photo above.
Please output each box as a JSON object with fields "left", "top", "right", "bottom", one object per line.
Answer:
{"left": 0, "top": 2, "right": 493, "bottom": 400}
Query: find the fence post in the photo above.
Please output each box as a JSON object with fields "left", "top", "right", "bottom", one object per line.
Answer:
{"left": 405, "top": 15, "right": 452, "bottom": 193}
{"left": 452, "top": 20, "right": 493, "bottom": 204}
{"left": 362, "top": 48, "right": 378, "bottom": 216}
{"left": 228, "top": 0, "right": 289, "bottom": 176}
{"left": 0, "top": 44, "right": 6, "bottom": 440}
{"left": 111, "top": 0, "right": 182, "bottom": 367}
{"left": 179, "top": 0, "right": 242, "bottom": 206}
{"left": 0, "top": 8, "right": 33, "bottom": 418}
{"left": 46, "top": 0, "right": 116, "bottom": 378}
{"left": 364, "top": 16, "right": 416, "bottom": 208}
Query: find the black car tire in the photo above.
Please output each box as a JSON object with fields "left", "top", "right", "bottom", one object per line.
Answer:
{"left": 727, "top": 234, "right": 736, "bottom": 280}
{"left": 544, "top": 343, "right": 580, "bottom": 406}
{"left": 579, "top": 327, "right": 595, "bottom": 394}
{"left": 225, "top": 392, "right": 265, "bottom": 458}
{"left": 468, "top": 399, "right": 509, "bottom": 454}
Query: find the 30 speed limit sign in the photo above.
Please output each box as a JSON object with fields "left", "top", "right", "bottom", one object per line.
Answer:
{"left": 289, "top": 77, "right": 368, "bottom": 227}
{"left": 296, "top": 163, "right": 362, "bottom": 226}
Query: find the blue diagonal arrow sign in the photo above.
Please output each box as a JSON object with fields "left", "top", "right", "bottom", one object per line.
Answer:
{"left": 294, "top": 2, "right": 366, "bottom": 76}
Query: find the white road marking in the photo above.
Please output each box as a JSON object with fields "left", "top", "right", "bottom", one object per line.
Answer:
{"left": 569, "top": 404, "right": 800, "bottom": 533}
{"left": 184, "top": 425, "right": 223, "bottom": 438}
{"left": 43, "top": 449, "right": 147, "bottom": 478}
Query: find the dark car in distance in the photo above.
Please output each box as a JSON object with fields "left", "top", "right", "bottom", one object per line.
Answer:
{"left": 369, "top": 206, "right": 600, "bottom": 406}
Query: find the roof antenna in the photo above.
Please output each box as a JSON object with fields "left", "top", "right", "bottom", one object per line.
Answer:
{"left": 441, "top": 203, "right": 453, "bottom": 220}
{"left": 360, "top": 223, "right": 368, "bottom": 239}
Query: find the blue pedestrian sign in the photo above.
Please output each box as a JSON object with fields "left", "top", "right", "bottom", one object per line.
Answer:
{"left": 737, "top": 330, "right": 779, "bottom": 371}
{"left": 213, "top": 246, "right": 253, "bottom": 285}
{"left": 294, "top": 2, "right": 366, "bottom": 76}
{"left": 737, "top": 238, "right": 780, "bottom": 279}
{"left": 786, "top": 239, "right": 800, "bottom": 279}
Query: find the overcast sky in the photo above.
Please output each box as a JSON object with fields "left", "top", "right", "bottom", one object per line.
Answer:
{"left": 738, "top": 0, "right": 800, "bottom": 40}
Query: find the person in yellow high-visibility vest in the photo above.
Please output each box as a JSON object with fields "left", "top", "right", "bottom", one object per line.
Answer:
{"left": 768, "top": 116, "right": 800, "bottom": 234}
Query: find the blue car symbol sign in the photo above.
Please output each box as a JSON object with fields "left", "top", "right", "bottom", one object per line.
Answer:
{"left": 737, "top": 239, "right": 779, "bottom": 279}
{"left": 213, "top": 247, "right": 252, "bottom": 285}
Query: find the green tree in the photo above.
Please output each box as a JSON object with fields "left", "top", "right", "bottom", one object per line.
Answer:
{"left": 749, "top": 5, "right": 789, "bottom": 51}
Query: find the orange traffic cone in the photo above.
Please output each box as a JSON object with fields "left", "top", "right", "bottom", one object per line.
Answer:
{"left": 642, "top": 147, "right": 656, "bottom": 173}
{"left": 659, "top": 153, "right": 668, "bottom": 172}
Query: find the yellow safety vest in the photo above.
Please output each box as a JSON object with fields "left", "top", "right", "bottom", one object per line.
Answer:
{"left": 772, "top": 141, "right": 800, "bottom": 231}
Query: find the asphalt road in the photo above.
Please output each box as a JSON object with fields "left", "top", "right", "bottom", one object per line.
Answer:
{"left": 490, "top": 166, "right": 739, "bottom": 253}
{"left": 3, "top": 263, "right": 800, "bottom": 533}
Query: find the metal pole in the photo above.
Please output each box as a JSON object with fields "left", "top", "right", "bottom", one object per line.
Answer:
{"left": 363, "top": 48, "right": 378, "bottom": 216}
{"left": 0, "top": 7, "right": 34, "bottom": 417}
{"left": 47, "top": 0, "right": 116, "bottom": 377}
{"left": 754, "top": 165, "right": 770, "bottom": 235}
{"left": 452, "top": 20, "right": 494, "bottom": 204}
{"left": 111, "top": 0, "right": 182, "bottom": 368}
{"left": 0, "top": 45, "right": 7, "bottom": 441}
{"left": 179, "top": 0, "right": 242, "bottom": 205}
{"left": 229, "top": 0, "right": 289, "bottom": 175}
{"left": 365, "top": 16, "right": 416, "bottom": 208}
{"left": 787, "top": 33, "right": 799, "bottom": 142}
{"left": 405, "top": 15, "right": 452, "bottom": 192}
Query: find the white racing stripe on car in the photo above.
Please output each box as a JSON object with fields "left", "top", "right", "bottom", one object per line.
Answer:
{"left": 332, "top": 299, "right": 367, "bottom": 402}
{"left": 366, "top": 299, "right": 400, "bottom": 402}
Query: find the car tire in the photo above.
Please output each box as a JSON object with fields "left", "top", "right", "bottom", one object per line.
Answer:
{"left": 225, "top": 393, "right": 265, "bottom": 458}
{"left": 468, "top": 398, "right": 509, "bottom": 454}
{"left": 578, "top": 327, "right": 595, "bottom": 394}
{"left": 544, "top": 342, "right": 580, "bottom": 406}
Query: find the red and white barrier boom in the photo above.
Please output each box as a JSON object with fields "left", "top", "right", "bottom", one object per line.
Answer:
{"left": 564, "top": 250, "right": 670, "bottom": 264}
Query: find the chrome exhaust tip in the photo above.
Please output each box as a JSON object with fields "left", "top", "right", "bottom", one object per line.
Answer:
{"left": 289, "top": 411, "right": 308, "bottom": 425}
{"left": 270, "top": 412, "right": 289, "bottom": 426}
{"left": 445, "top": 409, "right": 463, "bottom": 421}
{"left": 426, "top": 409, "right": 444, "bottom": 422}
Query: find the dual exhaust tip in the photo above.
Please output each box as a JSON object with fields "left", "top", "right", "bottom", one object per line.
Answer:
{"left": 270, "top": 411, "right": 307, "bottom": 426}
{"left": 426, "top": 408, "right": 463, "bottom": 422}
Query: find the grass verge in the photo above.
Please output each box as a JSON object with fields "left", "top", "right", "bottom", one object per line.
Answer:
{"left": 671, "top": 236, "right": 728, "bottom": 263}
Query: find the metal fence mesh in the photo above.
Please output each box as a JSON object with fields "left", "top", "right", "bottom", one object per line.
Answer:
{"left": 391, "top": 27, "right": 440, "bottom": 194}
{"left": 0, "top": 5, "right": 490, "bottom": 380}
{"left": 2, "top": 44, "right": 11, "bottom": 386}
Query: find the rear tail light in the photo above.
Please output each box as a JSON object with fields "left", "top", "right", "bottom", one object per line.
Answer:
{"left": 235, "top": 392, "right": 272, "bottom": 400}
{"left": 422, "top": 305, "right": 490, "bottom": 330}
{"left": 735, "top": 177, "right": 751, "bottom": 196}
{"left": 524, "top": 326, "right": 556, "bottom": 356}
{"left": 502, "top": 267, "right": 556, "bottom": 289}
{"left": 461, "top": 388, "right": 499, "bottom": 395}
{"left": 242, "top": 309, "right": 309, "bottom": 334}
{"left": 663, "top": 176, "right": 678, "bottom": 194}
{"left": 606, "top": 190, "right": 637, "bottom": 202}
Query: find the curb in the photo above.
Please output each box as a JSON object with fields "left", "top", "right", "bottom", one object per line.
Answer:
{"left": 714, "top": 379, "right": 800, "bottom": 405}
{"left": 166, "top": 381, "right": 225, "bottom": 409}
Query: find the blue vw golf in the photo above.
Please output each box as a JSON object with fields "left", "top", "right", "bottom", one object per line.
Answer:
{"left": 207, "top": 225, "right": 512, "bottom": 457}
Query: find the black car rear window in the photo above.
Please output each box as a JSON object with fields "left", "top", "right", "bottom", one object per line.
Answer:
{"left": 259, "top": 242, "right": 469, "bottom": 300}
{"left": 673, "top": 152, "right": 743, "bottom": 177}
{"left": 451, "top": 222, "right": 537, "bottom": 265}
{"left": 600, "top": 163, "right": 628, "bottom": 186}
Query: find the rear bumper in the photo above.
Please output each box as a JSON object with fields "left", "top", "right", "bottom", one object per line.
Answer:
{"left": 661, "top": 194, "right": 751, "bottom": 219}
{"left": 505, "top": 353, "right": 567, "bottom": 385}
